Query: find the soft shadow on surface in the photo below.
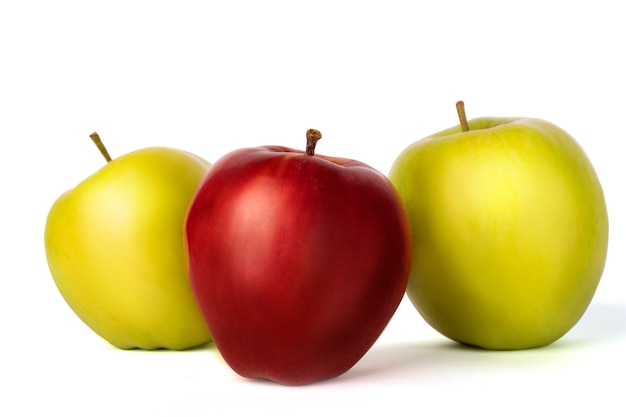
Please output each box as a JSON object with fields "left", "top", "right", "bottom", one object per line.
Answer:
{"left": 335, "top": 301, "right": 626, "bottom": 384}
{"left": 565, "top": 301, "right": 626, "bottom": 344}
{"left": 329, "top": 339, "right": 501, "bottom": 385}
{"left": 338, "top": 339, "right": 566, "bottom": 384}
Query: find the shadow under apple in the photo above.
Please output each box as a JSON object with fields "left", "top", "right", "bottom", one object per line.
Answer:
{"left": 562, "top": 300, "right": 626, "bottom": 344}
{"left": 336, "top": 301, "right": 626, "bottom": 385}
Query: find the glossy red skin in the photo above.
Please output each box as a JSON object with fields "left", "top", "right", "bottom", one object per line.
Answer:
{"left": 184, "top": 145, "right": 411, "bottom": 385}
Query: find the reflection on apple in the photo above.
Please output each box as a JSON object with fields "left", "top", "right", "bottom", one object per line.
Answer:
{"left": 185, "top": 129, "right": 412, "bottom": 385}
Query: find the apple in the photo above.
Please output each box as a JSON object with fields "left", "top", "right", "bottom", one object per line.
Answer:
{"left": 388, "top": 102, "right": 609, "bottom": 350}
{"left": 44, "top": 132, "right": 212, "bottom": 350}
{"left": 184, "top": 129, "right": 411, "bottom": 385}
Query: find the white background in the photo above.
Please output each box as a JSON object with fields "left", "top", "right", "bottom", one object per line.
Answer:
{"left": 1, "top": 1, "right": 624, "bottom": 415}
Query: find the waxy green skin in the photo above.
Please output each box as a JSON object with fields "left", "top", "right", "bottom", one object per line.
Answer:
{"left": 45, "top": 147, "right": 212, "bottom": 350}
{"left": 389, "top": 117, "right": 608, "bottom": 350}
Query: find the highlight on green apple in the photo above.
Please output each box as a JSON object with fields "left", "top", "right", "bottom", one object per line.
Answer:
{"left": 44, "top": 132, "right": 212, "bottom": 350}
{"left": 389, "top": 101, "right": 609, "bottom": 350}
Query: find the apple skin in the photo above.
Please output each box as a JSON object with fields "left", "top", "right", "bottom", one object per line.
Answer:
{"left": 45, "top": 147, "right": 212, "bottom": 350}
{"left": 184, "top": 142, "right": 411, "bottom": 385}
{"left": 389, "top": 117, "right": 609, "bottom": 350}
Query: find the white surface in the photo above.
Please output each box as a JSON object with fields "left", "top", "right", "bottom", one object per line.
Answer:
{"left": 1, "top": 1, "right": 625, "bottom": 415}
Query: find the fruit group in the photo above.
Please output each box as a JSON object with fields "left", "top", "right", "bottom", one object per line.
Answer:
{"left": 389, "top": 102, "right": 609, "bottom": 350}
{"left": 185, "top": 129, "right": 411, "bottom": 385}
{"left": 44, "top": 133, "right": 212, "bottom": 350}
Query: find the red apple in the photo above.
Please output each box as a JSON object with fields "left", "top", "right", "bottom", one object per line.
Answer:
{"left": 184, "top": 129, "right": 411, "bottom": 385}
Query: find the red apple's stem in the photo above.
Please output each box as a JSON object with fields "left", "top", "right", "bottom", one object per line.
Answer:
{"left": 456, "top": 101, "right": 470, "bottom": 132}
{"left": 305, "top": 129, "right": 322, "bottom": 156}
{"left": 89, "top": 132, "right": 112, "bottom": 163}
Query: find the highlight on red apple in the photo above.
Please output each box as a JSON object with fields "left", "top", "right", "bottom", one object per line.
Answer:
{"left": 185, "top": 128, "right": 412, "bottom": 385}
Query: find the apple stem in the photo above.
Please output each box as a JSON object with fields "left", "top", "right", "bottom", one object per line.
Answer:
{"left": 305, "top": 129, "right": 322, "bottom": 156}
{"left": 456, "top": 101, "right": 470, "bottom": 132}
{"left": 89, "top": 132, "right": 112, "bottom": 163}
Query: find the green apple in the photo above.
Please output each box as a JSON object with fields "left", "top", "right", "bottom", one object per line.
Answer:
{"left": 44, "top": 133, "right": 212, "bottom": 350}
{"left": 389, "top": 102, "right": 609, "bottom": 350}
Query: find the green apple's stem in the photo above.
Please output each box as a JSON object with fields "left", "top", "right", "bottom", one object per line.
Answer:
{"left": 89, "top": 132, "right": 112, "bottom": 163}
{"left": 306, "top": 128, "right": 322, "bottom": 156}
{"left": 456, "top": 101, "right": 470, "bottom": 132}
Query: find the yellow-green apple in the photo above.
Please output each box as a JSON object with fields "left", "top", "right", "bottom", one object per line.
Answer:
{"left": 389, "top": 102, "right": 609, "bottom": 350}
{"left": 44, "top": 132, "right": 212, "bottom": 350}
{"left": 184, "top": 129, "right": 412, "bottom": 385}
